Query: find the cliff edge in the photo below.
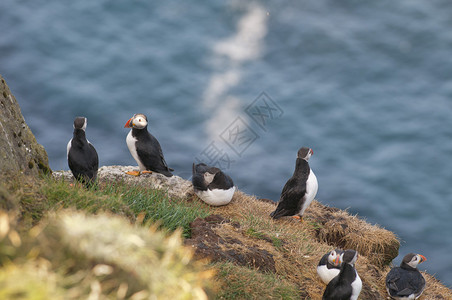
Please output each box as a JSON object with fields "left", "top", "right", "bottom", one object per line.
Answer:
{"left": 53, "top": 167, "right": 452, "bottom": 299}
{"left": 0, "top": 75, "right": 50, "bottom": 176}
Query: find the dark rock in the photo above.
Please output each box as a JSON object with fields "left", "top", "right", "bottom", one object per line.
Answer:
{"left": 0, "top": 75, "right": 50, "bottom": 176}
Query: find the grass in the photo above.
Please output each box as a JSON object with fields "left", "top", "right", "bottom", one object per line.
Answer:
{"left": 245, "top": 227, "right": 267, "bottom": 240}
{"left": 245, "top": 227, "right": 285, "bottom": 251}
{"left": 2, "top": 175, "right": 210, "bottom": 238}
{"left": 100, "top": 181, "right": 211, "bottom": 237}
{"left": 214, "top": 262, "right": 300, "bottom": 299}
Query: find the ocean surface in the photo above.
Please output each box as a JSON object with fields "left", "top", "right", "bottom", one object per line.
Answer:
{"left": 1, "top": 0, "right": 452, "bottom": 287}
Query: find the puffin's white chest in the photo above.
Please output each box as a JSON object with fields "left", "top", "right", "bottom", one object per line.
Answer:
{"left": 299, "top": 169, "right": 318, "bottom": 215}
{"left": 126, "top": 130, "right": 146, "bottom": 171}
{"left": 350, "top": 270, "right": 362, "bottom": 300}
{"left": 67, "top": 139, "right": 72, "bottom": 158}
{"left": 195, "top": 186, "right": 236, "bottom": 206}
{"left": 316, "top": 265, "right": 340, "bottom": 285}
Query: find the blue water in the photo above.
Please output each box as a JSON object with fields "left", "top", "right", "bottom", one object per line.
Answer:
{"left": 1, "top": 0, "right": 452, "bottom": 287}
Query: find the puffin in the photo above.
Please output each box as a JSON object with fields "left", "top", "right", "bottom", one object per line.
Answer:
{"left": 322, "top": 249, "right": 362, "bottom": 300}
{"left": 317, "top": 249, "right": 343, "bottom": 285}
{"left": 385, "top": 253, "right": 427, "bottom": 300}
{"left": 67, "top": 116, "right": 99, "bottom": 185}
{"left": 192, "top": 163, "right": 235, "bottom": 206}
{"left": 270, "top": 147, "right": 318, "bottom": 222}
{"left": 124, "top": 113, "right": 173, "bottom": 177}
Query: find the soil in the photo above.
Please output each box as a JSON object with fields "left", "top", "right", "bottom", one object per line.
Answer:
{"left": 185, "top": 214, "right": 276, "bottom": 273}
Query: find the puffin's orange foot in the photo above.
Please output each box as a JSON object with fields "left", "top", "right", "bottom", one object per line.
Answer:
{"left": 141, "top": 170, "right": 153, "bottom": 175}
{"left": 292, "top": 215, "right": 303, "bottom": 222}
{"left": 126, "top": 171, "right": 141, "bottom": 176}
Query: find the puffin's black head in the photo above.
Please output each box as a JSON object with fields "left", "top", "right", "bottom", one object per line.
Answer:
{"left": 74, "top": 117, "right": 87, "bottom": 131}
{"left": 341, "top": 249, "right": 358, "bottom": 266}
{"left": 401, "top": 253, "right": 426, "bottom": 269}
{"left": 297, "top": 147, "right": 313, "bottom": 161}
{"left": 124, "top": 113, "right": 148, "bottom": 129}
{"left": 204, "top": 167, "right": 221, "bottom": 184}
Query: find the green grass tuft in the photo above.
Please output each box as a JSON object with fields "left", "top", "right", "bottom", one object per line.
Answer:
{"left": 99, "top": 182, "right": 211, "bottom": 237}
{"left": 214, "top": 262, "right": 299, "bottom": 299}
{"left": 245, "top": 227, "right": 266, "bottom": 240}
{"left": 5, "top": 175, "right": 210, "bottom": 238}
{"left": 271, "top": 237, "right": 283, "bottom": 250}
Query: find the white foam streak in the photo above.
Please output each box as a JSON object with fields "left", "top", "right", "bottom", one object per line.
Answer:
{"left": 213, "top": 5, "right": 268, "bottom": 62}
{"left": 203, "top": 4, "right": 268, "bottom": 141}
{"left": 206, "top": 96, "right": 241, "bottom": 140}
{"left": 203, "top": 70, "right": 240, "bottom": 109}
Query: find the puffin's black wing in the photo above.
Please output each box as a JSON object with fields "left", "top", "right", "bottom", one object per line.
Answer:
{"left": 386, "top": 267, "right": 402, "bottom": 295}
{"left": 322, "top": 275, "right": 352, "bottom": 300}
{"left": 87, "top": 143, "right": 99, "bottom": 180}
{"left": 270, "top": 176, "right": 306, "bottom": 219}
{"left": 136, "top": 133, "right": 173, "bottom": 177}
{"left": 68, "top": 141, "right": 99, "bottom": 183}
{"left": 156, "top": 141, "right": 174, "bottom": 171}
{"left": 386, "top": 267, "right": 425, "bottom": 297}
{"left": 209, "top": 172, "right": 234, "bottom": 190}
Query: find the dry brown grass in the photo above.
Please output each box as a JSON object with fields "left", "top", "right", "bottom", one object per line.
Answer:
{"left": 421, "top": 273, "right": 452, "bottom": 299}
{"left": 307, "top": 201, "right": 400, "bottom": 267}
{"left": 191, "top": 189, "right": 452, "bottom": 299}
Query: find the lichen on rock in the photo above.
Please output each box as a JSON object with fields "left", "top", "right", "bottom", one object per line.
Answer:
{"left": 54, "top": 165, "right": 193, "bottom": 199}
{"left": 0, "top": 75, "right": 50, "bottom": 176}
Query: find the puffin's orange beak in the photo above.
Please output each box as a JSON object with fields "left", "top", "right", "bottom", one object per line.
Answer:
{"left": 124, "top": 118, "right": 133, "bottom": 128}
{"left": 334, "top": 256, "right": 340, "bottom": 266}
{"left": 419, "top": 255, "right": 427, "bottom": 263}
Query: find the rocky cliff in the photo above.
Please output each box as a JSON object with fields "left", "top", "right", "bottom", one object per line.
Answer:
{"left": 2, "top": 75, "right": 451, "bottom": 299}
{"left": 0, "top": 75, "right": 50, "bottom": 175}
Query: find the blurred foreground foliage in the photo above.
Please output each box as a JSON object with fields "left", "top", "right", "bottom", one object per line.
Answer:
{"left": 0, "top": 211, "right": 213, "bottom": 299}
{"left": 0, "top": 175, "right": 213, "bottom": 299}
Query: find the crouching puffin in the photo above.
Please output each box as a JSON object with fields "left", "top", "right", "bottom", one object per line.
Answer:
{"left": 322, "top": 249, "right": 362, "bottom": 300}
{"left": 386, "top": 253, "right": 426, "bottom": 300}
{"left": 317, "top": 249, "right": 343, "bottom": 284}
{"left": 192, "top": 163, "right": 235, "bottom": 206}
{"left": 270, "top": 147, "right": 318, "bottom": 222}
{"left": 124, "top": 113, "right": 173, "bottom": 177}
{"left": 67, "top": 117, "right": 99, "bottom": 185}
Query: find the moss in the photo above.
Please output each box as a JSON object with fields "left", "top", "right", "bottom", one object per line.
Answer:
{"left": 37, "top": 160, "right": 51, "bottom": 175}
